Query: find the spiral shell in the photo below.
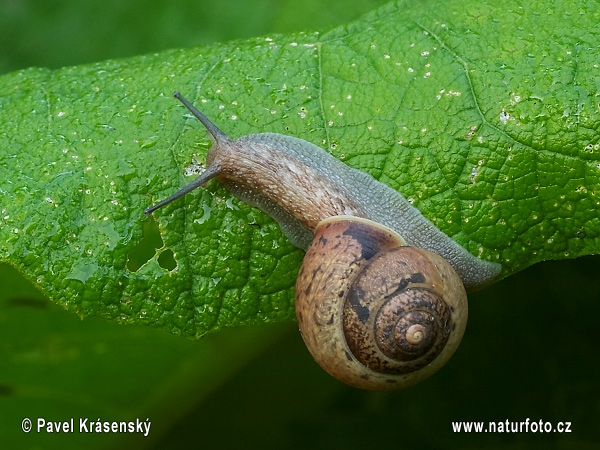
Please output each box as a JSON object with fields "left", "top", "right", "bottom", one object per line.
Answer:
{"left": 295, "top": 216, "right": 468, "bottom": 390}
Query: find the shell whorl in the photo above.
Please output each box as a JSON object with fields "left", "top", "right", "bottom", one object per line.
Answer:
{"left": 295, "top": 216, "right": 468, "bottom": 390}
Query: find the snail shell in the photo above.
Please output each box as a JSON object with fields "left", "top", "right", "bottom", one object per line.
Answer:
{"left": 295, "top": 216, "right": 467, "bottom": 390}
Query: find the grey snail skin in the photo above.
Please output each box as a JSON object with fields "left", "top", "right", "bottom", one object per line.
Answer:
{"left": 145, "top": 92, "right": 502, "bottom": 389}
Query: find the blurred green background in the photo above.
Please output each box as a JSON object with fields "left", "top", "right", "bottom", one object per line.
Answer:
{"left": 1, "top": 0, "right": 599, "bottom": 448}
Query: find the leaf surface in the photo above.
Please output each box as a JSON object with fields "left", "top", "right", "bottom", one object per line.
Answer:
{"left": 1, "top": 0, "right": 599, "bottom": 337}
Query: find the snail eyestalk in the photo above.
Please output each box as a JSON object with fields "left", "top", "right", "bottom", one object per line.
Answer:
{"left": 144, "top": 165, "right": 220, "bottom": 215}
{"left": 173, "top": 91, "right": 230, "bottom": 143}
{"left": 145, "top": 92, "right": 232, "bottom": 215}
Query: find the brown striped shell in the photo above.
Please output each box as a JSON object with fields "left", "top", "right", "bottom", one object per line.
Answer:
{"left": 295, "top": 216, "right": 468, "bottom": 390}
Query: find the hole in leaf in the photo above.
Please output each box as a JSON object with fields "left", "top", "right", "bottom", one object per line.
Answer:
{"left": 158, "top": 249, "right": 177, "bottom": 271}
{"left": 127, "top": 220, "right": 164, "bottom": 272}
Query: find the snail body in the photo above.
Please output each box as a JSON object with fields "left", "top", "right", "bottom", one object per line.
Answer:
{"left": 146, "top": 92, "right": 501, "bottom": 389}
{"left": 146, "top": 92, "right": 501, "bottom": 290}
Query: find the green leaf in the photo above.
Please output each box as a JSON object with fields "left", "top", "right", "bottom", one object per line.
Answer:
{"left": 1, "top": 0, "right": 599, "bottom": 338}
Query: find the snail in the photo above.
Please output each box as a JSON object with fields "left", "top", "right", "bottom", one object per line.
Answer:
{"left": 145, "top": 92, "right": 502, "bottom": 389}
